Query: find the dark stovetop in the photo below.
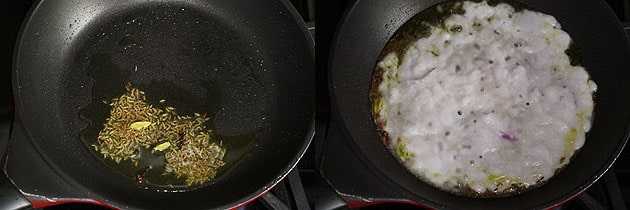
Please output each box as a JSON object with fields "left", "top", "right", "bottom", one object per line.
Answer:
{"left": 3, "top": 0, "right": 630, "bottom": 210}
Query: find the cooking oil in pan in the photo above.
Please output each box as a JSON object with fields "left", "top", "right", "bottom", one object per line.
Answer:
{"left": 80, "top": 55, "right": 262, "bottom": 189}
{"left": 75, "top": 3, "right": 271, "bottom": 189}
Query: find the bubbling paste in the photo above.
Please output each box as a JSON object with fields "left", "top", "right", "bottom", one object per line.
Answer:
{"left": 372, "top": 1, "right": 596, "bottom": 197}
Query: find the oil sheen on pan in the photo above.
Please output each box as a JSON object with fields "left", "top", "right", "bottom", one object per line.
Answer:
{"left": 370, "top": 0, "right": 596, "bottom": 197}
{"left": 78, "top": 4, "right": 263, "bottom": 190}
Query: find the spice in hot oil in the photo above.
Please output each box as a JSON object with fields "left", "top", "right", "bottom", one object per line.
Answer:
{"left": 93, "top": 83, "right": 226, "bottom": 186}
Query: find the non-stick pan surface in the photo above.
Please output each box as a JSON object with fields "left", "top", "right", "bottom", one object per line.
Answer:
{"left": 329, "top": 0, "right": 630, "bottom": 209}
{"left": 12, "top": 0, "right": 314, "bottom": 209}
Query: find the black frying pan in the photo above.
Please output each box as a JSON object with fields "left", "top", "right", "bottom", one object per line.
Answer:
{"left": 329, "top": 0, "right": 630, "bottom": 209}
{"left": 6, "top": 0, "right": 314, "bottom": 209}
